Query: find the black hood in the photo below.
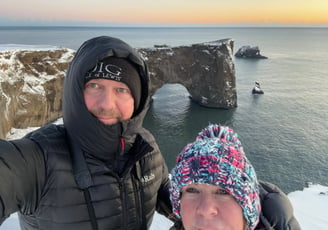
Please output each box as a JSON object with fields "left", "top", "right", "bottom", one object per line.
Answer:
{"left": 62, "top": 36, "right": 150, "bottom": 161}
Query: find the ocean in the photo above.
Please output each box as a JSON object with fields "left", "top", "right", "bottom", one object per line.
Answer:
{"left": 1, "top": 26, "right": 328, "bottom": 193}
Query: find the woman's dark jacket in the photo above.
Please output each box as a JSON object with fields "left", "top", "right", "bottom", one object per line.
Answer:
{"left": 169, "top": 181, "right": 301, "bottom": 230}
{"left": 0, "top": 36, "right": 172, "bottom": 230}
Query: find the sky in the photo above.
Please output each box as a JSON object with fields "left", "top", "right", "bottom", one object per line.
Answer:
{"left": 0, "top": 0, "right": 328, "bottom": 27}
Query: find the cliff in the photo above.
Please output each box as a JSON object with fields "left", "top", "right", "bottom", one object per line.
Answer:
{"left": 141, "top": 39, "right": 236, "bottom": 108}
{"left": 0, "top": 39, "right": 236, "bottom": 139}
{"left": 0, "top": 48, "right": 75, "bottom": 139}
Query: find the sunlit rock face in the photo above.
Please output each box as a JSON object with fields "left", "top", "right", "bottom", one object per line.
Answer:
{"left": 0, "top": 49, "right": 75, "bottom": 138}
{"left": 0, "top": 39, "right": 237, "bottom": 138}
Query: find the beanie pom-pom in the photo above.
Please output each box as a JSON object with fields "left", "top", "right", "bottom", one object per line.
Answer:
{"left": 197, "top": 124, "right": 242, "bottom": 148}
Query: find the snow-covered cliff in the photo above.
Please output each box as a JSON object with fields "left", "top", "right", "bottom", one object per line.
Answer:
{"left": 0, "top": 48, "right": 74, "bottom": 138}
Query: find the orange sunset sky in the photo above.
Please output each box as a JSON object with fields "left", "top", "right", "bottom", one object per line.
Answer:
{"left": 1, "top": 0, "right": 327, "bottom": 26}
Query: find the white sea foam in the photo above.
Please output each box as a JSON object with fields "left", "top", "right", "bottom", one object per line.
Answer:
{"left": 0, "top": 44, "right": 60, "bottom": 51}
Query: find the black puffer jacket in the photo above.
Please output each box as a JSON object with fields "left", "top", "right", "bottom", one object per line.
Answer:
{"left": 0, "top": 36, "right": 172, "bottom": 230}
{"left": 256, "top": 181, "right": 301, "bottom": 230}
{"left": 169, "top": 181, "right": 301, "bottom": 230}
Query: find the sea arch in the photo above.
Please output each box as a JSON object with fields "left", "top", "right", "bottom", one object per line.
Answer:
{"left": 139, "top": 38, "right": 237, "bottom": 109}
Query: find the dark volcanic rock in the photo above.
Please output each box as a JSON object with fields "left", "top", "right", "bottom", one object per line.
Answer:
{"left": 235, "top": 45, "right": 268, "bottom": 59}
{"left": 140, "top": 38, "right": 237, "bottom": 109}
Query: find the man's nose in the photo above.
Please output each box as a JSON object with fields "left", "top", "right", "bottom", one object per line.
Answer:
{"left": 99, "top": 89, "right": 116, "bottom": 109}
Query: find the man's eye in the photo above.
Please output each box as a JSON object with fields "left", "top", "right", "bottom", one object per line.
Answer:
{"left": 117, "top": 88, "right": 130, "bottom": 93}
{"left": 86, "top": 82, "right": 99, "bottom": 88}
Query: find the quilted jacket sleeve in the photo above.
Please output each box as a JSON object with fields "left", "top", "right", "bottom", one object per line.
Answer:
{"left": 259, "top": 181, "right": 301, "bottom": 230}
{"left": 156, "top": 163, "right": 174, "bottom": 216}
{"left": 0, "top": 138, "right": 45, "bottom": 224}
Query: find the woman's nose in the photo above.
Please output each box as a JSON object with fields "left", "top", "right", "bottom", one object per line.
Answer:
{"left": 196, "top": 194, "right": 219, "bottom": 216}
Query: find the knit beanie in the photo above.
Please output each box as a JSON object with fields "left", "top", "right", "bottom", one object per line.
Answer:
{"left": 85, "top": 57, "right": 141, "bottom": 111}
{"left": 170, "top": 124, "right": 261, "bottom": 230}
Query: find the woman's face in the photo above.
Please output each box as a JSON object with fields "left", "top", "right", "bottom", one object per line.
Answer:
{"left": 180, "top": 184, "right": 245, "bottom": 230}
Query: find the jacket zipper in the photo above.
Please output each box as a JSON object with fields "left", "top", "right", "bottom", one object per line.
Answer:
{"left": 119, "top": 178, "right": 127, "bottom": 230}
{"left": 119, "top": 137, "right": 128, "bottom": 229}
{"left": 120, "top": 137, "right": 125, "bottom": 155}
{"left": 120, "top": 136, "right": 153, "bottom": 230}
{"left": 132, "top": 162, "right": 142, "bottom": 228}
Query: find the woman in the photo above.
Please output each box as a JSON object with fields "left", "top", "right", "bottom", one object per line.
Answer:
{"left": 169, "top": 124, "right": 301, "bottom": 230}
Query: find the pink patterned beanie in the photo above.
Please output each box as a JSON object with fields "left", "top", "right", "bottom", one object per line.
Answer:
{"left": 170, "top": 124, "right": 261, "bottom": 230}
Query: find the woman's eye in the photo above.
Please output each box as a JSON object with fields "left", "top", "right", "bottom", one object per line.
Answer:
{"left": 185, "top": 187, "right": 199, "bottom": 193}
{"left": 216, "top": 189, "right": 228, "bottom": 195}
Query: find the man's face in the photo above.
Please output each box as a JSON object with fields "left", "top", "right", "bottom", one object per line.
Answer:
{"left": 84, "top": 79, "right": 134, "bottom": 125}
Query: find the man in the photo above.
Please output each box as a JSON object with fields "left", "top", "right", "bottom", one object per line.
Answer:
{"left": 0, "top": 36, "right": 173, "bottom": 230}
